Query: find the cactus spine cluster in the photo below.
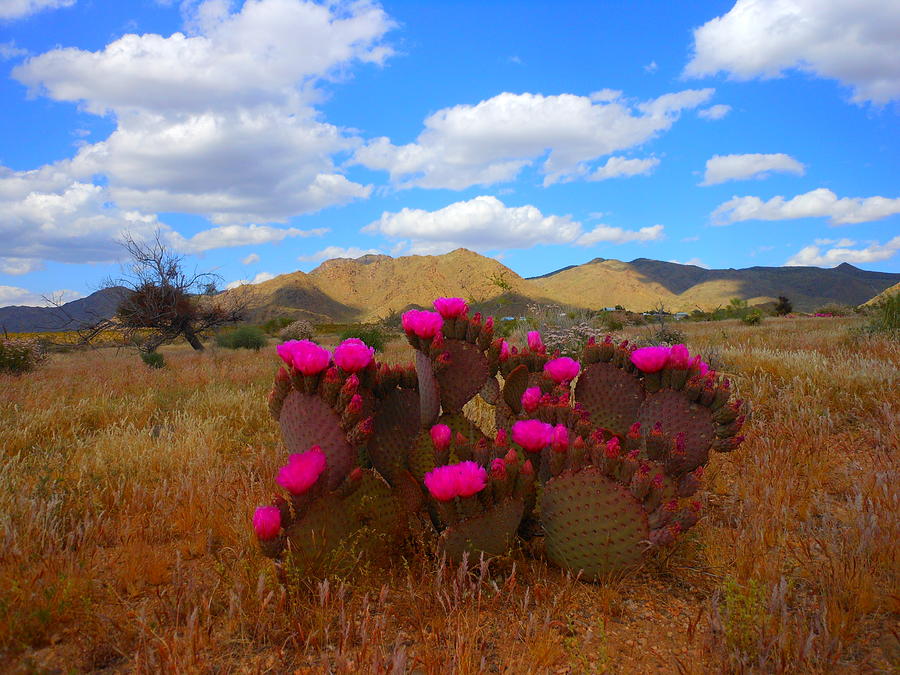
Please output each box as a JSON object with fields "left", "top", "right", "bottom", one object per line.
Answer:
{"left": 255, "top": 299, "right": 746, "bottom": 581}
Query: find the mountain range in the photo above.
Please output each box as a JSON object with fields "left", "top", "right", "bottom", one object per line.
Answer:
{"left": 4, "top": 250, "right": 899, "bottom": 332}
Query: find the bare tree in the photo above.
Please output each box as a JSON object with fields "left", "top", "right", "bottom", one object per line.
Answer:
{"left": 83, "top": 232, "right": 246, "bottom": 352}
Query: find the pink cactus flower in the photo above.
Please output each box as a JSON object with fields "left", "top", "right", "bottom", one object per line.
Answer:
{"left": 401, "top": 310, "right": 444, "bottom": 339}
{"left": 252, "top": 505, "right": 281, "bottom": 541}
{"left": 521, "top": 386, "right": 542, "bottom": 413}
{"left": 605, "top": 437, "right": 621, "bottom": 458}
{"left": 490, "top": 457, "right": 507, "bottom": 480}
{"left": 277, "top": 340, "right": 332, "bottom": 375}
{"left": 495, "top": 428, "right": 508, "bottom": 447}
{"left": 423, "top": 465, "right": 458, "bottom": 501}
{"left": 423, "top": 461, "right": 488, "bottom": 501}
{"left": 347, "top": 393, "right": 363, "bottom": 414}
{"left": 433, "top": 297, "right": 468, "bottom": 319}
{"left": 667, "top": 344, "right": 691, "bottom": 369}
{"left": 455, "top": 461, "right": 488, "bottom": 497}
{"left": 551, "top": 424, "right": 569, "bottom": 453}
{"left": 276, "top": 446, "right": 327, "bottom": 495}
{"left": 333, "top": 338, "right": 374, "bottom": 373}
{"left": 527, "top": 331, "right": 545, "bottom": 353}
{"left": 630, "top": 346, "right": 670, "bottom": 373}
{"left": 499, "top": 340, "right": 510, "bottom": 361}
{"left": 430, "top": 424, "right": 452, "bottom": 452}
{"left": 512, "top": 419, "right": 553, "bottom": 453}
{"left": 544, "top": 357, "right": 580, "bottom": 384}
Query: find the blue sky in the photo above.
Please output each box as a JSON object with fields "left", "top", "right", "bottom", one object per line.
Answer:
{"left": 1, "top": 0, "right": 898, "bottom": 307}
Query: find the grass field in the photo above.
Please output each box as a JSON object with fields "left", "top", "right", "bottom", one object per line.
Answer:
{"left": 1, "top": 317, "right": 897, "bottom": 673}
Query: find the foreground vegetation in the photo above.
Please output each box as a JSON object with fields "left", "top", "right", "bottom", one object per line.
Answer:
{"left": 1, "top": 317, "right": 897, "bottom": 673}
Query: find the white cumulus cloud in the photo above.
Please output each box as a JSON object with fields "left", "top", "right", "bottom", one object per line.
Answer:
{"left": 224, "top": 271, "right": 276, "bottom": 290}
{"left": 298, "top": 245, "right": 382, "bottom": 262}
{"left": 353, "top": 89, "right": 714, "bottom": 189}
{"left": 364, "top": 195, "right": 664, "bottom": 254}
{"left": 0, "top": 0, "right": 74, "bottom": 20}
{"left": 171, "top": 224, "right": 328, "bottom": 253}
{"left": 711, "top": 188, "right": 900, "bottom": 225}
{"left": 241, "top": 252, "right": 260, "bottom": 265}
{"left": 587, "top": 156, "right": 659, "bottom": 181}
{"left": 701, "top": 153, "right": 805, "bottom": 185}
{"left": 364, "top": 196, "right": 582, "bottom": 254}
{"left": 576, "top": 224, "right": 665, "bottom": 246}
{"left": 786, "top": 236, "right": 900, "bottom": 267}
{"left": 6, "top": 0, "right": 390, "bottom": 262}
{"left": 0, "top": 285, "right": 81, "bottom": 307}
{"left": 697, "top": 104, "right": 731, "bottom": 120}
{"left": 685, "top": 0, "right": 900, "bottom": 104}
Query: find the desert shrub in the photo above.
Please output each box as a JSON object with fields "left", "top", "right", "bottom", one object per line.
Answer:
{"left": 510, "top": 304, "right": 599, "bottom": 357}
{"left": 261, "top": 316, "right": 294, "bottom": 335}
{"left": 0, "top": 337, "right": 47, "bottom": 375}
{"left": 338, "top": 325, "right": 385, "bottom": 352}
{"left": 279, "top": 319, "right": 315, "bottom": 342}
{"left": 217, "top": 326, "right": 267, "bottom": 351}
{"left": 860, "top": 292, "right": 900, "bottom": 339}
{"left": 741, "top": 310, "right": 763, "bottom": 326}
{"left": 774, "top": 295, "right": 793, "bottom": 316}
{"left": 813, "top": 302, "right": 855, "bottom": 317}
{"left": 140, "top": 351, "right": 165, "bottom": 369}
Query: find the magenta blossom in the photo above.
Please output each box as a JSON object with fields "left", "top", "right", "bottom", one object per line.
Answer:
{"left": 277, "top": 340, "right": 332, "bottom": 375}
{"left": 527, "top": 331, "right": 545, "bottom": 353}
{"left": 333, "top": 338, "right": 374, "bottom": 372}
{"left": 667, "top": 344, "right": 691, "bottom": 369}
{"left": 544, "top": 357, "right": 580, "bottom": 384}
{"left": 512, "top": 419, "right": 553, "bottom": 453}
{"left": 551, "top": 424, "right": 569, "bottom": 453}
{"left": 631, "top": 346, "right": 670, "bottom": 373}
{"left": 499, "top": 340, "right": 511, "bottom": 361}
{"left": 252, "top": 505, "right": 281, "bottom": 541}
{"left": 430, "top": 423, "right": 452, "bottom": 452}
{"left": 433, "top": 297, "right": 468, "bottom": 319}
{"left": 401, "top": 309, "right": 444, "bottom": 339}
{"left": 520, "top": 386, "right": 542, "bottom": 413}
{"left": 455, "top": 461, "right": 489, "bottom": 497}
{"left": 490, "top": 457, "right": 506, "bottom": 480}
{"left": 423, "top": 461, "right": 488, "bottom": 501}
{"left": 276, "top": 446, "right": 327, "bottom": 495}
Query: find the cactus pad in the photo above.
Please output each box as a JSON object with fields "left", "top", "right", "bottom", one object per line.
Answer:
{"left": 541, "top": 468, "right": 648, "bottom": 579}
{"left": 435, "top": 340, "right": 490, "bottom": 413}
{"left": 439, "top": 498, "right": 525, "bottom": 561}
{"left": 369, "top": 387, "right": 420, "bottom": 484}
{"left": 575, "top": 362, "right": 645, "bottom": 436}
{"left": 415, "top": 351, "right": 441, "bottom": 427}
{"left": 279, "top": 390, "right": 355, "bottom": 490}
{"left": 638, "top": 390, "right": 715, "bottom": 475}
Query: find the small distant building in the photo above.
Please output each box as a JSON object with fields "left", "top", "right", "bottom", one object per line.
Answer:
{"left": 602, "top": 307, "right": 616, "bottom": 312}
{"left": 674, "top": 312, "right": 689, "bottom": 320}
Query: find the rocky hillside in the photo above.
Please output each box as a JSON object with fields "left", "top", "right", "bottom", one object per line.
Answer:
{"left": 6, "top": 252, "right": 899, "bottom": 331}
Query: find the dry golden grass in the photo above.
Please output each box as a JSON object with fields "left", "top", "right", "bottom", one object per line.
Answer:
{"left": 1, "top": 317, "right": 897, "bottom": 673}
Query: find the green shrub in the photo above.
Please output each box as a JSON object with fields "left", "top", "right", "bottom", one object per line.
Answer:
{"left": 338, "top": 325, "right": 385, "bottom": 352}
{"left": 0, "top": 337, "right": 47, "bottom": 375}
{"left": 140, "top": 351, "right": 165, "bottom": 369}
{"left": 217, "top": 326, "right": 268, "bottom": 351}
{"left": 261, "top": 316, "right": 294, "bottom": 335}
{"left": 741, "top": 310, "right": 763, "bottom": 326}
{"left": 862, "top": 292, "right": 900, "bottom": 338}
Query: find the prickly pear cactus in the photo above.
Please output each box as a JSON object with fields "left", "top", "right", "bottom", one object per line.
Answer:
{"left": 253, "top": 298, "right": 747, "bottom": 582}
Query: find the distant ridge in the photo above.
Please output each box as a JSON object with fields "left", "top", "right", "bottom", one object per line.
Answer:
{"left": 4, "top": 252, "right": 900, "bottom": 331}
{"left": 0, "top": 287, "right": 129, "bottom": 334}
